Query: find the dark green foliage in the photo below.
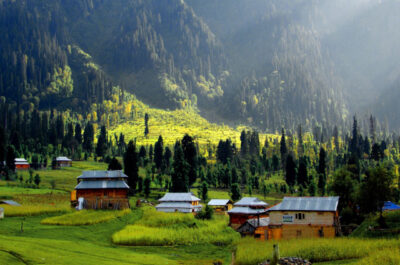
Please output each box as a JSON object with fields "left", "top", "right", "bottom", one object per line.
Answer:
{"left": 144, "top": 176, "right": 151, "bottom": 198}
{"left": 199, "top": 181, "right": 208, "bottom": 202}
{"left": 308, "top": 178, "right": 317, "bottom": 196}
{"left": 124, "top": 141, "right": 139, "bottom": 193}
{"left": 34, "top": 173, "right": 41, "bottom": 187}
{"left": 317, "top": 147, "right": 327, "bottom": 177}
{"left": 297, "top": 156, "right": 308, "bottom": 186}
{"left": 83, "top": 123, "right": 94, "bottom": 153}
{"left": 216, "top": 139, "right": 234, "bottom": 164}
{"left": 163, "top": 147, "right": 172, "bottom": 171}
{"left": 171, "top": 142, "right": 189, "bottom": 192}
{"left": 144, "top": 113, "right": 149, "bottom": 137}
{"left": 371, "top": 143, "right": 383, "bottom": 161}
{"left": 358, "top": 165, "right": 395, "bottom": 215}
{"left": 331, "top": 168, "right": 358, "bottom": 211}
{"left": 96, "top": 126, "right": 108, "bottom": 158}
{"left": 154, "top": 135, "right": 164, "bottom": 170}
{"left": 285, "top": 154, "right": 296, "bottom": 187}
{"left": 195, "top": 205, "right": 213, "bottom": 220}
{"left": 6, "top": 145, "right": 16, "bottom": 172}
{"left": 318, "top": 174, "right": 326, "bottom": 195}
{"left": 0, "top": 126, "right": 6, "bottom": 164}
{"left": 230, "top": 183, "right": 241, "bottom": 201}
{"left": 74, "top": 124, "right": 82, "bottom": 145}
{"left": 181, "top": 134, "right": 197, "bottom": 186}
{"left": 108, "top": 157, "right": 122, "bottom": 170}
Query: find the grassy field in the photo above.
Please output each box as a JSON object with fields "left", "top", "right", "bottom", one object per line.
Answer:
{"left": 235, "top": 237, "right": 400, "bottom": 265}
{"left": 351, "top": 210, "right": 400, "bottom": 238}
{"left": 112, "top": 207, "right": 240, "bottom": 246}
{"left": 41, "top": 209, "right": 131, "bottom": 226}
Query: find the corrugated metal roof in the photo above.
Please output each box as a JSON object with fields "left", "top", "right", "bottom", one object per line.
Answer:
{"left": 246, "top": 217, "right": 270, "bottom": 227}
{"left": 268, "top": 197, "right": 339, "bottom": 212}
{"left": 208, "top": 199, "right": 232, "bottom": 206}
{"left": 158, "top": 193, "right": 201, "bottom": 202}
{"left": 55, "top": 156, "right": 72, "bottom": 161}
{"left": 0, "top": 200, "right": 21, "bottom": 206}
{"left": 228, "top": 207, "right": 267, "bottom": 215}
{"left": 77, "top": 171, "right": 128, "bottom": 179}
{"left": 75, "top": 180, "right": 129, "bottom": 190}
{"left": 234, "top": 197, "right": 268, "bottom": 207}
{"left": 156, "top": 202, "right": 202, "bottom": 209}
{"left": 14, "top": 158, "right": 29, "bottom": 165}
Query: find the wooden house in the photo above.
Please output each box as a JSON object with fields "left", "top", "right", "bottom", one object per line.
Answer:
{"left": 15, "top": 158, "right": 30, "bottom": 170}
{"left": 228, "top": 197, "right": 269, "bottom": 229}
{"left": 207, "top": 199, "right": 233, "bottom": 213}
{"left": 267, "top": 196, "right": 340, "bottom": 240}
{"left": 53, "top": 156, "right": 72, "bottom": 169}
{"left": 156, "top": 193, "right": 202, "bottom": 213}
{"left": 237, "top": 217, "right": 270, "bottom": 240}
{"left": 71, "top": 170, "right": 130, "bottom": 210}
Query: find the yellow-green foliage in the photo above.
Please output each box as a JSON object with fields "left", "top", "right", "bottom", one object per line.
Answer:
{"left": 357, "top": 248, "right": 400, "bottom": 265}
{"left": 112, "top": 207, "right": 239, "bottom": 246}
{"left": 235, "top": 237, "right": 400, "bottom": 265}
{"left": 2, "top": 204, "right": 70, "bottom": 217}
{"left": 41, "top": 209, "right": 131, "bottom": 226}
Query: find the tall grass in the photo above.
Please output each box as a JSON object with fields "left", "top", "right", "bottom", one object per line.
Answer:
{"left": 41, "top": 209, "right": 131, "bottom": 226}
{"left": 2, "top": 204, "right": 70, "bottom": 217}
{"left": 235, "top": 237, "right": 400, "bottom": 265}
{"left": 112, "top": 207, "right": 240, "bottom": 246}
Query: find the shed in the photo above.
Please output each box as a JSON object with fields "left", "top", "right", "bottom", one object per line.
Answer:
{"left": 156, "top": 193, "right": 202, "bottom": 213}
{"left": 237, "top": 217, "right": 270, "bottom": 239}
{"left": 208, "top": 199, "right": 233, "bottom": 212}
{"left": 53, "top": 156, "right": 72, "bottom": 169}
{"left": 71, "top": 170, "right": 130, "bottom": 210}
{"left": 234, "top": 197, "right": 269, "bottom": 208}
{"left": 268, "top": 196, "right": 340, "bottom": 240}
{"left": 15, "top": 158, "right": 30, "bottom": 170}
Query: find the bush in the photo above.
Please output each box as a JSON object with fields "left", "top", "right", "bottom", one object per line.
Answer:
{"left": 195, "top": 205, "right": 213, "bottom": 220}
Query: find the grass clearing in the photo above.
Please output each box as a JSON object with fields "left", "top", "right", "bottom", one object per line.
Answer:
{"left": 235, "top": 237, "right": 400, "bottom": 265}
{"left": 351, "top": 210, "right": 400, "bottom": 238}
{"left": 112, "top": 207, "right": 240, "bottom": 246}
{"left": 41, "top": 209, "right": 131, "bottom": 226}
{"left": 2, "top": 204, "right": 70, "bottom": 217}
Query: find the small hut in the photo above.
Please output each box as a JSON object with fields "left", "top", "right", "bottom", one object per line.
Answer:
{"left": 208, "top": 199, "right": 233, "bottom": 213}
{"left": 53, "top": 157, "right": 72, "bottom": 169}
{"left": 237, "top": 217, "right": 270, "bottom": 239}
{"left": 156, "top": 193, "right": 202, "bottom": 213}
{"left": 15, "top": 158, "right": 30, "bottom": 170}
{"left": 71, "top": 170, "right": 130, "bottom": 210}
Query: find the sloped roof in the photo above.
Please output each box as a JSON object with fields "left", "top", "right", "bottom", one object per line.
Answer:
{"left": 234, "top": 197, "right": 268, "bottom": 207}
{"left": 228, "top": 207, "right": 267, "bottom": 215}
{"left": 77, "top": 171, "right": 128, "bottom": 180}
{"left": 246, "top": 217, "right": 270, "bottom": 228}
{"left": 158, "top": 193, "right": 201, "bottom": 202}
{"left": 75, "top": 180, "right": 129, "bottom": 190}
{"left": 208, "top": 199, "right": 232, "bottom": 206}
{"left": 156, "top": 202, "right": 202, "bottom": 209}
{"left": 0, "top": 200, "right": 21, "bottom": 206}
{"left": 268, "top": 197, "right": 339, "bottom": 212}
{"left": 14, "top": 158, "right": 29, "bottom": 165}
{"left": 55, "top": 156, "right": 72, "bottom": 162}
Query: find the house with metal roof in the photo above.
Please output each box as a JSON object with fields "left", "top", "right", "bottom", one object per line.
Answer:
{"left": 237, "top": 217, "right": 270, "bottom": 239}
{"left": 0, "top": 200, "right": 21, "bottom": 206}
{"left": 71, "top": 170, "right": 130, "bottom": 210}
{"left": 228, "top": 197, "right": 269, "bottom": 229}
{"left": 267, "top": 196, "right": 340, "bottom": 240}
{"left": 15, "top": 158, "right": 30, "bottom": 170}
{"left": 52, "top": 156, "right": 72, "bottom": 169}
{"left": 207, "top": 199, "right": 233, "bottom": 212}
{"left": 156, "top": 192, "right": 202, "bottom": 213}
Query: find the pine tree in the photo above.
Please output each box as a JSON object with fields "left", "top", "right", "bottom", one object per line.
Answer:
{"left": 199, "top": 181, "right": 208, "bottom": 202}
{"left": 34, "top": 174, "right": 41, "bottom": 187}
{"left": 171, "top": 142, "right": 189, "bottom": 192}
{"left": 96, "top": 125, "right": 107, "bottom": 158}
{"left": 144, "top": 113, "right": 149, "bottom": 136}
{"left": 285, "top": 154, "right": 296, "bottom": 187}
{"left": 108, "top": 157, "right": 122, "bottom": 170}
{"left": 240, "top": 130, "right": 248, "bottom": 157}
{"left": 317, "top": 147, "right": 326, "bottom": 177}
{"left": 6, "top": 145, "right": 16, "bottom": 173}
{"left": 280, "top": 128, "right": 287, "bottom": 165}
{"left": 0, "top": 126, "right": 6, "bottom": 164}
{"left": 83, "top": 123, "right": 94, "bottom": 153}
{"left": 124, "top": 141, "right": 138, "bottom": 193}
{"left": 182, "top": 134, "right": 197, "bottom": 186}
{"left": 144, "top": 176, "right": 151, "bottom": 198}
{"left": 163, "top": 146, "right": 172, "bottom": 170}
{"left": 297, "top": 156, "right": 308, "bottom": 186}
{"left": 154, "top": 135, "right": 164, "bottom": 170}
{"left": 297, "top": 124, "right": 304, "bottom": 156}
{"left": 75, "top": 123, "right": 82, "bottom": 145}
{"left": 230, "top": 183, "right": 241, "bottom": 201}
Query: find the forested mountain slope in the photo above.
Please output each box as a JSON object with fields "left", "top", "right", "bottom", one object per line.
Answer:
{"left": 5, "top": 0, "right": 400, "bottom": 132}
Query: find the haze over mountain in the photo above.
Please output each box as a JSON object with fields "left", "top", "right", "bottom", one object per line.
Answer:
{"left": 1, "top": 0, "right": 400, "bottom": 131}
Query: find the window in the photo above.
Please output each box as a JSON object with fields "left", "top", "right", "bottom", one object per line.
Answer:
{"left": 295, "top": 213, "right": 305, "bottom": 220}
